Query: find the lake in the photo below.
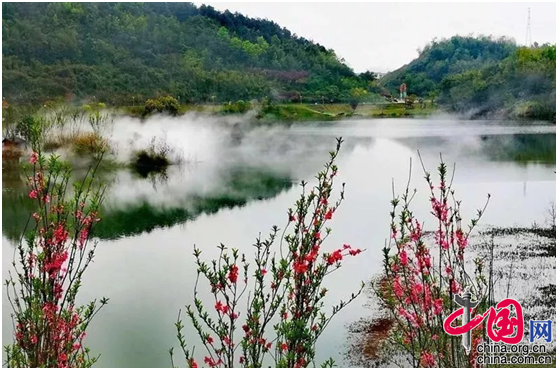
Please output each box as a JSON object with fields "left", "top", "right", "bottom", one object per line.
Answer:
{"left": 2, "top": 116, "right": 556, "bottom": 367}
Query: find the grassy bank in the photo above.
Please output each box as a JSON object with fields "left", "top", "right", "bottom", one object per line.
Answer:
{"left": 119, "top": 102, "right": 439, "bottom": 121}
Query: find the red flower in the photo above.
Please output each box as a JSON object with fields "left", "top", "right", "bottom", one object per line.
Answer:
{"left": 223, "top": 336, "right": 233, "bottom": 347}
{"left": 289, "top": 214, "right": 296, "bottom": 222}
{"left": 188, "top": 358, "right": 198, "bottom": 368}
{"left": 349, "top": 248, "right": 362, "bottom": 256}
{"left": 206, "top": 335, "right": 214, "bottom": 344}
{"left": 29, "top": 189, "right": 38, "bottom": 199}
{"left": 314, "top": 232, "right": 321, "bottom": 240}
{"left": 326, "top": 250, "right": 343, "bottom": 265}
{"left": 228, "top": 264, "right": 239, "bottom": 284}
{"left": 215, "top": 301, "right": 229, "bottom": 314}
{"left": 293, "top": 261, "right": 308, "bottom": 274}
{"left": 242, "top": 324, "right": 249, "bottom": 332}
{"left": 325, "top": 209, "right": 333, "bottom": 220}
{"left": 260, "top": 269, "right": 267, "bottom": 275}
{"left": 280, "top": 343, "right": 288, "bottom": 352}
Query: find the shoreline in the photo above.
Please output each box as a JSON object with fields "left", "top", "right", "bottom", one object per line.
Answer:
{"left": 346, "top": 222, "right": 557, "bottom": 368}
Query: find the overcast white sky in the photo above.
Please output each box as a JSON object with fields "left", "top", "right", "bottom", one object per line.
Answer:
{"left": 197, "top": 2, "right": 556, "bottom": 73}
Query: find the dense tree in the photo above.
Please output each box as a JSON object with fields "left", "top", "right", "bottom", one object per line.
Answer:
{"left": 2, "top": 2, "right": 372, "bottom": 105}
{"left": 381, "top": 36, "right": 517, "bottom": 97}
{"left": 437, "top": 44, "right": 556, "bottom": 119}
{"left": 381, "top": 36, "right": 556, "bottom": 120}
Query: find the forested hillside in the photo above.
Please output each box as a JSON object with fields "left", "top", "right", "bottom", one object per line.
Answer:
{"left": 2, "top": 2, "right": 372, "bottom": 105}
{"left": 438, "top": 44, "right": 556, "bottom": 120}
{"left": 381, "top": 36, "right": 556, "bottom": 120}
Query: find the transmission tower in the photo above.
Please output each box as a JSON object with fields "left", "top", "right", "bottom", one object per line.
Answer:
{"left": 525, "top": 7, "right": 532, "bottom": 46}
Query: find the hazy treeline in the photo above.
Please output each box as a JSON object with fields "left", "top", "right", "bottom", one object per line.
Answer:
{"left": 2, "top": 2, "right": 376, "bottom": 105}
{"left": 382, "top": 36, "right": 556, "bottom": 120}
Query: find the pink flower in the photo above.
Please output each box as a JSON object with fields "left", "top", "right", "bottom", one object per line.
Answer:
{"left": 420, "top": 351, "right": 437, "bottom": 367}
{"left": 349, "top": 248, "right": 362, "bottom": 256}
{"left": 189, "top": 358, "right": 198, "bottom": 368}
{"left": 260, "top": 269, "right": 267, "bottom": 275}
{"left": 314, "top": 232, "right": 321, "bottom": 240}
{"left": 325, "top": 209, "right": 333, "bottom": 220}
{"left": 30, "top": 152, "right": 38, "bottom": 164}
{"left": 455, "top": 229, "right": 468, "bottom": 250}
{"left": 410, "top": 220, "right": 422, "bottom": 241}
{"left": 445, "top": 265, "right": 452, "bottom": 276}
{"left": 78, "top": 228, "right": 89, "bottom": 248}
{"left": 53, "top": 224, "right": 69, "bottom": 245}
{"left": 399, "top": 250, "right": 408, "bottom": 265}
{"left": 393, "top": 278, "right": 404, "bottom": 298}
{"left": 451, "top": 280, "right": 461, "bottom": 294}
{"left": 29, "top": 189, "right": 38, "bottom": 199}
{"left": 433, "top": 298, "right": 443, "bottom": 315}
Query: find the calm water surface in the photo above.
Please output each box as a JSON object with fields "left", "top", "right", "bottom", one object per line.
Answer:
{"left": 2, "top": 118, "right": 556, "bottom": 367}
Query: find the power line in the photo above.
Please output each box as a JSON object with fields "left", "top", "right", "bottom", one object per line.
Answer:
{"left": 525, "top": 7, "right": 532, "bottom": 46}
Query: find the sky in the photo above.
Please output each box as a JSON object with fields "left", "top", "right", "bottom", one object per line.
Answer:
{"left": 197, "top": 2, "right": 557, "bottom": 73}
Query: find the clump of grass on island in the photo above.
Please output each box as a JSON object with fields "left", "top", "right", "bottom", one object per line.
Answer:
{"left": 131, "top": 136, "right": 174, "bottom": 178}
{"left": 72, "top": 132, "right": 110, "bottom": 156}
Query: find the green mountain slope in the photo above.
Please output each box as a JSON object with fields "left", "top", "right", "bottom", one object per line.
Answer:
{"left": 381, "top": 36, "right": 517, "bottom": 98}
{"left": 2, "top": 2, "right": 370, "bottom": 105}
{"left": 380, "top": 36, "right": 556, "bottom": 120}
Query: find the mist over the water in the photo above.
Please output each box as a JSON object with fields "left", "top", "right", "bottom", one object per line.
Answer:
{"left": 101, "top": 114, "right": 555, "bottom": 210}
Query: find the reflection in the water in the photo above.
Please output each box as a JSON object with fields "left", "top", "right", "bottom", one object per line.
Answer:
{"left": 2, "top": 165, "right": 294, "bottom": 242}
{"left": 479, "top": 133, "right": 556, "bottom": 163}
{"left": 94, "top": 166, "right": 294, "bottom": 240}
